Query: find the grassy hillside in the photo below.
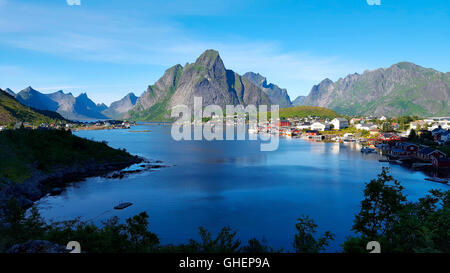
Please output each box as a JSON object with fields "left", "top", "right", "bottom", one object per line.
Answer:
{"left": 0, "top": 129, "right": 135, "bottom": 184}
{"left": 0, "top": 90, "right": 66, "bottom": 126}
{"left": 308, "top": 62, "right": 450, "bottom": 116}
{"left": 128, "top": 85, "right": 176, "bottom": 122}
{"left": 277, "top": 106, "right": 340, "bottom": 119}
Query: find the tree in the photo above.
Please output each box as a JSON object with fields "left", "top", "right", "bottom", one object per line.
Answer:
{"left": 352, "top": 167, "right": 406, "bottom": 240}
{"left": 381, "top": 122, "right": 393, "bottom": 132}
{"left": 187, "top": 226, "right": 241, "bottom": 253}
{"left": 409, "top": 129, "right": 416, "bottom": 140}
{"left": 293, "top": 215, "right": 334, "bottom": 253}
{"left": 345, "top": 168, "right": 450, "bottom": 253}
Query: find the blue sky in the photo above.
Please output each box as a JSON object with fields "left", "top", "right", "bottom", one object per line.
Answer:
{"left": 0, "top": 0, "right": 449, "bottom": 105}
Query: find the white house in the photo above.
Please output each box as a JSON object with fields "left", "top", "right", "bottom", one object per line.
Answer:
{"left": 296, "top": 122, "right": 311, "bottom": 130}
{"left": 379, "top": 116, "right": 388, "bottom": 121}
{"left": 410, "top": 120, "right": 426, "bottom": 130}
{"left": 356, "top": 123, "right": 378, "bottom": 131}
{"left": 311, "top": 122, "right": 330, "bottom": 131}
{"left": 331, "top": 118, "right": 349, "bottom": 130}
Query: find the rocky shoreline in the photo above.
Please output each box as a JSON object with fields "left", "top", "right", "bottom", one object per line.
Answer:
{"left": 0, "top": 155, "right": 144, "bottom": 212}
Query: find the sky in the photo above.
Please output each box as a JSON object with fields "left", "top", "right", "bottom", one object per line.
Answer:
{"left": 0, "top": 0, "right": 449, "bottom": 105}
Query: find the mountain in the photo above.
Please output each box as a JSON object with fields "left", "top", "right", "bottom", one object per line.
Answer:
{"left": 15, "top": 87, "right": 109, "bottom": 120}
{"left": 243, "top": 72, "right": 292, "bottom": 108}
{"left": 127, "top": 49, "right": 271, "bottom": 121}
{"left": 4, "top": 88, "right": 15, "bottom": 97}
{"left": 73, "top": 93, "right": 108, "bottom": 120}
{"left": 102, "top": 93, "right": 138, "bottom": 119}
{"left": 16, "top": 87, "right": 59, "bottom": 112}
{"left": 303, "top": 62, "right": 450, "bottom": 116}
{"left": 292, "top": 95, "right": 306, "bottom": 106}
{"left": 0, "top": 89, "right": 65, "bottom": 126}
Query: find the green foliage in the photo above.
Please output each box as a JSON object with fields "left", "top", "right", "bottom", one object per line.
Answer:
{"left": 265, "top": 106, "right": 340, "bottom": 119}
{"left": 128, "top": 65, "right": 182, "bottom": 122}
{"left": 352, "top": 167, "right": 406, "bottom": 239}
{"left": 184, "top": 226, "right": 241, "bottom": 253}
{"left": 293, "top": 215, "right": 335, "bottom": 253}
{"left": 241, "top": 238, "right": 278, "bottom": 253}
{"left": 344, "top": 167, "right": 450, "bottom": 253}
{"left": 380, "top": 122, "right": 394, "bottom": 132}
{"left": 0, "top": 90, "right": 65, "bottom": 126}
{"left": 0, "top": 129, "right": 134, "bottom": 184}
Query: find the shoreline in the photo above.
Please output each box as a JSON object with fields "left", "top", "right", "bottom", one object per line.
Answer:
{"left": 0, "top": 156, "right": 144, "bottom": 212}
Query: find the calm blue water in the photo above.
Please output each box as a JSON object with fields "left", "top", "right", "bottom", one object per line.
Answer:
{"left": 35, "top": 124, "right": 449, "bottom": 252}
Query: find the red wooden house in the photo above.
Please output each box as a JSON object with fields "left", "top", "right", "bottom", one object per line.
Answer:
{"left": 305, "top": 130, "right": 319, "bottom": 136}
{"left": 432, "top": 158, "right": 450, "bottom": 168}
{"left": 278, "top": 119, "right": 290, "bottom": 127}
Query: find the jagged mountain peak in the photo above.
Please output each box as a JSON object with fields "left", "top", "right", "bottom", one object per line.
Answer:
{"left": 21, "top": 86, "right": 38, "bottom": 93}
{"left": 127, "top": 49, "right": 272, "bottom": 121}
{"left": 243, "top": 72, "right": 268, "bottom": 87}
{"left": 195, "top": 49, "right": 220, "bottom": 65}
{"left": 77, "top": 92, "right": 89, "bottom": 99}
{"left": 303, "top": 62, "right": 450, "bottom": 116}
{"left": 243, "top": 72, "right": 292, "bottom": 108}
{"left": 4, "top": 88, "right": 15, "bottom": 96}
{"left": 15, "top": 87, "right": 109, "bottom": 120}
{"left": 193, "top": 49, "right": 225, "bottom": 74}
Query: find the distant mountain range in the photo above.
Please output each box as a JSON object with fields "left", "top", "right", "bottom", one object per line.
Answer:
{"left": 102, "top": 93, "right": 138, "bottom": 120}
{"left": 0, "top": 89, "right": 66, "bottom": 125}
{"left": 4, "top": 51, "right": 449, "bottom": 121}
{"left": 302, "top": 62, "right": 450, "bottom": 116}
{"left": 292, "top": 95, "right": 306, "bottom": 106}
{"left": 11, "top": 87, "right": 138, "bottom": 120}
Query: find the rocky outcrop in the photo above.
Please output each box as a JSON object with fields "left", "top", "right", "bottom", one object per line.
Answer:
{"left": 4, "top": 88, "right": 15, "bottom": 97}
{"left": 292, "top": 95, "right": 306, "bottom": 106}
{"left": 303, "top": 62, "right": 450, "bottom": 116}
{"left": 0, "top": 157, "right": 143, "bottom": 212}
{"left": 127, "top": 50, "right": 272, "bottom": 121}
{"left": 6, "top": 240, "right": 69, "bottom": 253}
{"left": 102, "top": 93, "right": 138, "bottom": 119}
{"left": 243, "top": 72, "right": 292, "bottom": 108}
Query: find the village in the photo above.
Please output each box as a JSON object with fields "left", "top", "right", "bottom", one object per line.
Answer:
{"left": 0, "top": 120, "right": 135, "bottom": 132}
{"left": 248, "top": 115, "right": 450, "bottom": 182}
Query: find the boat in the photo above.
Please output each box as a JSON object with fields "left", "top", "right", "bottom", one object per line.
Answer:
{"left": 389, "top": 159, "right": 403, "bottom": 164}
{"left": 114, "top": 202, "right": 133, "bottom": 210}
{"left": 361, "top": 147, "right": 375, "bottom": 153}
{"left": 425, "top": 177, "right": 449, "bottom": 185}
{"left": 412, "top": 163, "right": 432, "bottom": 168}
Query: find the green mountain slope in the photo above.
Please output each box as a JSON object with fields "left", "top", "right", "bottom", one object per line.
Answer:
{"left": 304, "top": 62, "right": 450, "bottom": 116}
{"left": 0, "top": 89, "right": 66, "bottom": 126}
{"left": 278, "top": 106, "right": 340, "bottom": 119}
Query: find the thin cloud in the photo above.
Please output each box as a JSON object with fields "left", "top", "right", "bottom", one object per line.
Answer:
{"left": 0, "top": 0, "right": 365, "bottom": 100}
